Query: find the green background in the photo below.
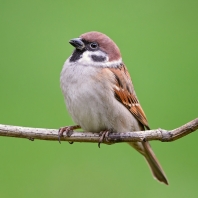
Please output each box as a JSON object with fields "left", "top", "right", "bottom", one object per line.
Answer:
{"left": 0, "top": 0, "right": 198, "bottom": 197}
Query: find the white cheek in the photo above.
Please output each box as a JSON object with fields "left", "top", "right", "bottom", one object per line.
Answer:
{"left": 66, "top": 51, "right": 122, "bottom": 68}
{"left": 77, "top": 50, "right": 108, "bottom": 65}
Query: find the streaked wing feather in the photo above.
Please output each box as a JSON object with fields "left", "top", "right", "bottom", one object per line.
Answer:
{"left": 110, "top": 64, "right": 150, "bottom": 130}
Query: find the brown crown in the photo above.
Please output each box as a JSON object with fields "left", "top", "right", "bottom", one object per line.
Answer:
{"left": 80, "top": 31, "right": 121, "bottom": 61}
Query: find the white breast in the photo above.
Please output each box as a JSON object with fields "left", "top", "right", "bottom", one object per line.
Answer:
{"left": 60, "top": 59, "right": 140, "bottom": 133}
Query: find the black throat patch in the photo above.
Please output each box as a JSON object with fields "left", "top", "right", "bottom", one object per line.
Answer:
{"left": 69, "top": 49, "right": 85, "bottom": 62}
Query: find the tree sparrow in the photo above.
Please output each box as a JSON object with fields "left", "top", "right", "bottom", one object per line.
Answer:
{"left": 59, "top": 31, "right": 168, "bottom": 185}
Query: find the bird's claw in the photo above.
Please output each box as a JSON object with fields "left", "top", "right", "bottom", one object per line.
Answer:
{"left": 58, "top": 126, "right": 74, "bottom": 144}
{"left": 28, "top": 137, "right": 34, "bottom": 141}
{"left": 98, "top": 130, "right": 111, "bottom": 148}
{"left": 58, "top": 125, "right": 80, "bottom": 144}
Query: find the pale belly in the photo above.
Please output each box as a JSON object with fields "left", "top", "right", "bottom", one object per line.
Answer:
{"left": 60, "top": 63, "right": 140, "bottom": 133}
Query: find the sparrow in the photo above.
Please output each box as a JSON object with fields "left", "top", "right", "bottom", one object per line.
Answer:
{"left": 59, "top": 31, "right": 168, "bottom": 185}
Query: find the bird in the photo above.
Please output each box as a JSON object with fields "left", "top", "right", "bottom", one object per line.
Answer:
{"left": 59, "top": 31, "right": 168, "bottom": 185}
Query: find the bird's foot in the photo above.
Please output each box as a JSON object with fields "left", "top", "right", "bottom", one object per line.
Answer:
{"left": 58, "top": 125, "right": 81, "bottom": 144}
{"left": 28, "top": 137, "right": 34, "bottom": 141}
{"left": 98, "top": 130, "right": 112, "bottom": 148}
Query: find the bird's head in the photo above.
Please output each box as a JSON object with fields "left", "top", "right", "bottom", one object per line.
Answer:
{"left": 68, "top": 31, "right": 122, "bottom": 67}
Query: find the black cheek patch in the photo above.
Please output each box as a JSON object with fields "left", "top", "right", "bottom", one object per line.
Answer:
{"left": 91, "top": 55, "right": 106, "bottom": 62}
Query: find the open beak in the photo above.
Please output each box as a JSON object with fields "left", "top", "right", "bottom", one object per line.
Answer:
{"left": 69, "top": 38, "right": 85, "bottom": 50}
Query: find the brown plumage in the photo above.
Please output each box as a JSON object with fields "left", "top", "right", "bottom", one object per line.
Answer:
{"left": 61, "top": 31, "right": 168, "bottom": 185}
{"left": 109, "top": 64, "right": 168, "bottom": 184}
{"left": 80, "top": 32, "right": 121, "bottom": 61}
{"left": 110, "top": 65, "right": 150, "bottom": 130}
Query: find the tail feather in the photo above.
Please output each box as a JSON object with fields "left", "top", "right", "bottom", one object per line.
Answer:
{"left": 142, "top": 141, "right": 168, "bottom": 185}
{"left": 128, "top": 142, "right": 168, "bottom": 185}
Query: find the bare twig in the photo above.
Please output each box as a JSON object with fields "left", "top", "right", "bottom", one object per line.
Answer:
{"left": 0, "top": 118, "right": 197, "bottom": 143}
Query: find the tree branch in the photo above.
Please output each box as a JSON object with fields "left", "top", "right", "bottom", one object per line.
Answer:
{"left": 0, "top": 118, "right": 197, "bottom": 143}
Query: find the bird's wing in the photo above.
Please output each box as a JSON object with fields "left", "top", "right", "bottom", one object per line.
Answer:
{"left": 109, "top": 64, "right": 150, "bottom": 130}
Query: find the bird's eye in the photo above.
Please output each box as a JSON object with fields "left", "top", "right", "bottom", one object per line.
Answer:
{"left": 90, "top": 42, "right": 98, "bottom": 49}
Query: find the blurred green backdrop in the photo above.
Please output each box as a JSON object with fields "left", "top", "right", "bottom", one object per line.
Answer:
{"left": 0, "top": 0, "right": 198, "bottom": 197}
